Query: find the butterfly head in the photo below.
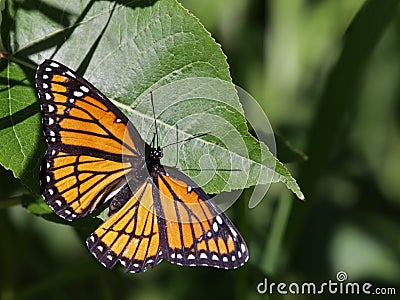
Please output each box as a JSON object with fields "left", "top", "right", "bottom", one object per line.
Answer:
{"left": 145, "top": 145, "right": 164, "bottom": 175}
{"left": 149, "top": 146, "right": 163, "bottom": 160}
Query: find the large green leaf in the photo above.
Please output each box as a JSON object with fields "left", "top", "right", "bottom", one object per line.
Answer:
{"left": 0, "top": 0, "right": 303, "bottom": 216}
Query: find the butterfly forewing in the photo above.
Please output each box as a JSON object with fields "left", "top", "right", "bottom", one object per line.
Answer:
{"left": 36, "top": 60, "right": 144, "bottom": 220}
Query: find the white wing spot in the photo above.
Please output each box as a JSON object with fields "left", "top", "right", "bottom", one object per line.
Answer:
{"left": 238, "top": 252, "right": 242, "bottom": 258}
{"left": 200, "top": 253, "right": 207, "bottom": 259}
{"left": 42, "top": 83, "right": 48, "bottom": 89}
{"left": 43, "top": 74, "right": 49, "bottom": 79}
{"left": 133, "top": 263, "right": 140, "bottom": 268}
{"left": 51, "top": 149, "right": 56, "bottom": 155}
{"left": 73, "top": 91, "right": 83, "bottom": 97}
{"left": 241, "top": 243, "right": 246, "bottom": 253}
{"left": 171, "top": 253, "right": 176, "bottom": 259}
{"left": 146, "top": 259, "right": 154, "bottom": 264}
{"left": 97, "top": 245, "right": 103, "bottom": 252}
{"left": 51, "top": 137, "right": 56, "bottom": 142}
{"left": 48, "top": 105, "right": 55, "bottom": 112}
{"left": 230, "top": 227, "right": 238, "bottom": 238}
{"left": 45, "top": 67, "right": 52, "bottom": 72}
{"left": 176, "top": 254, "right": 182, "bottom": 259}
{"left": 48, "top": 189, "right": 54, "bottom": 195}
{"left": 121, "top": 260, "right": 126, "bottom": 266}
{"left": 45, "top": 93, "right": 51, "bottom": 100}
{"left": 48, "top": 118, "right": 54, "bottom": 125}
{"left": 55, "top": 200, "right": 62, "bottom": 207}
{"left": 66, "top": 70, "right": 76, "bottom": 78}
{"left": 212, "top": 254, "right": 219, "bottom": 261}
{"left": 222, "top": 256, "right": 228, "bottom": 262}
{"left": 216, "top": 215, "right": 223, "bottom": 224}
{"left": 46, "top": 175, "right": 50, "bottom": 182}
{"left": 187, "top": 185, "right": 192, "bottom": 193}
{"left": 89, "top": 236, "right": 95, "bottom": 243}
{"left": 46, "top": 162, "right": 50, "bottom": 168}
{"left": 50, "top": 130, "right": 55, "bottom": 136}
{"left": 207, "top": 231, "right": 212, "bottom": 238}
{"left": 107, "top": 255, "right": 113, "bottom": 260}
{"left": 80, "top": 85, "right": 89, "bottom": 93}
{"left": 64, "top": 210, "right": 71, "bottom": 215}
{"left": 231, "top": 255, "right": 236, "bottom": 261}
{"left": 50, "top": 62, "right": 59, "bottom": 68}
{"left": 69, "top": 98, "right": 75, "bottom": 103}
{"left": 212, "top": 222, "right": 218, "bottom": 232}
{"left": 188, "top": 254, "right": 195, "bottom": 260}
{"left": 115, "top": 118, "right": 122, "bottom": 123}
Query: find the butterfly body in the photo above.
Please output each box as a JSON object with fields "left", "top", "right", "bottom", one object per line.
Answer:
{"left": 36, "top": 59, "right": 248, "bottom": 273}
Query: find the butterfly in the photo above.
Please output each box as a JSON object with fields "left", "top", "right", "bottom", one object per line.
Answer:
{"left": 35, "top": 59, "right": 248, "bottom": 273}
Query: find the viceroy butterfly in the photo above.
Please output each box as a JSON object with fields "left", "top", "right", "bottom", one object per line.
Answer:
{"left": 35, "top": 59, "right": 248, "bottom": 273}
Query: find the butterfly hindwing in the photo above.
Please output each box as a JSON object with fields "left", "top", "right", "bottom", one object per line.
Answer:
{"left": 86, "top": 167, "right": 248, "bottom": 272}
{"left": 86, "top": 180, "right": 163, "bottom": 273}
{"left": 40, "top": 150, "right": 130, "bottom": 220}
{"left": 156, "top": 167, "right": 249, "bottom": 269}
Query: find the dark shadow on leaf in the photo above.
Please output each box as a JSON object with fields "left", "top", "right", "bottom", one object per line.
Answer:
{"left": 0, "top": 60, "right": 39, "bottom": 131}
{"left": 78, "top": 1, "right": 158, "bottom": 74}
{"left": 14, "top": 1, "right": 95, "bottom": 60}
{"left": 97, "top": 0, "right": 158, "bottom": 9}
{"left": 0, "top": 102, "right": 39, "bottom": 130}
{"left": 77, "top": 2, "right": 117, "bottom": 75}
{"left": 14, "top": 0, "right": 75, "bottom": 28}
{"left": 0, "top": 76, "right": 31, "bottom": 92}
{"left": 15, "top": 64, "right": 46, "bottom": 194}
{"left": 1, "top": 1, "right": 15, "bottom": 52}
{"left": 13, "top": 0, "right": 159, "bottom": 72}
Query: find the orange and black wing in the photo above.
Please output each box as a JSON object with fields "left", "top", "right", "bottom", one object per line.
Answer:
{"left": 86, "top": 167, "right": 248, "bottom": 273}
{"left": 156, "top": 167, "right": 248, "bottom": 269}
{"left": 86, "top": 180, "right": 163, "bottom": 273}
{"left": 36, "top": 60, "right": 144, "bottom": 220}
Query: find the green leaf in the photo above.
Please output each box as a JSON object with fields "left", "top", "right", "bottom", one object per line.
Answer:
{"left": 0, "top": 0, "right": 303, "bottom": 213}
{"left": 0, "top": 61, "right": 44, "bottom": 193}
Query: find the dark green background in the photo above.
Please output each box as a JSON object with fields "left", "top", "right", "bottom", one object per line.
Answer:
{"left": 1, "top": 0, "right": 399, "bottom": 299}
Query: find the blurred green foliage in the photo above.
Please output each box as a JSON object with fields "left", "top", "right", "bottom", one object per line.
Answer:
{"left": 1, "top": 0, "right": 400, "bottom": 299}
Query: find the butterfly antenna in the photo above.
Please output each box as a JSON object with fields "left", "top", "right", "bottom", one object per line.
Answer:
{"left": 150, "top": 91, "right": 159, "bottom": 147}
{"left": 174, "top": 124, "right": 179, "bottom": 167}
{"left": 161, "top": 132, "right": 210, "bottom": 150}
{"left": 150, "top": 132, "right": 156, "bottom": 148}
